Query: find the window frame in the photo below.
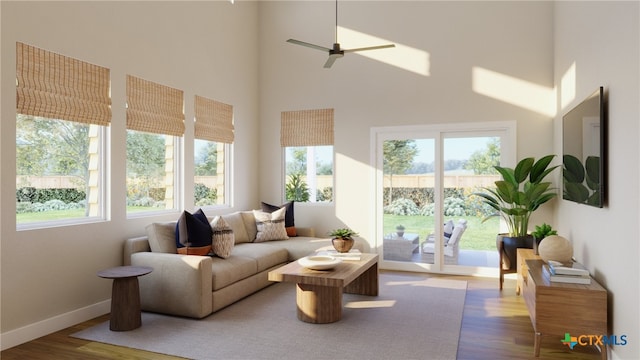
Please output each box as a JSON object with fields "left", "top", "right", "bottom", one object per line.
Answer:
{"left": 282, "top": 145, "right": 335, "bottom": 204}
{"left": 125, "top": 130, "right": 182, "bottom": 218}
{"left": 371, "top": 121, "right": 516, "bottom": 274}
{"left": 16, "top": 119, "right": 110, "bottom": 231}
{"left": 194, "top": 138, "right": 233, "bottom": 209}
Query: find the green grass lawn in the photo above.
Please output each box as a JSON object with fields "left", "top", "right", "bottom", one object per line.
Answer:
{"left": 384, "top": 214, "right": 499, "bottom": 251}
{"left": 17, "top": 206, "right": 158, "bottom": 223}
{"left": 18, "top": 209, "right": 499, "bottom": 252}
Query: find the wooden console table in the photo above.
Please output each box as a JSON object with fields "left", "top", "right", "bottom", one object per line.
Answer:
{"left": 523, "top": 259, "right": 608, "bottom": 359}
{"left": 516, "top": 248, "right": 540, "bottom": 295}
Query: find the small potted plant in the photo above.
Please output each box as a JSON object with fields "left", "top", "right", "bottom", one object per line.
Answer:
{"left": 396, "top": 225, "right": 405, "bottom": 237}
{"left": 531, "top": 223, "right": 557, "bottom": 255}
{"left": 328, "top": 228, "right": 359, "bottom": 253}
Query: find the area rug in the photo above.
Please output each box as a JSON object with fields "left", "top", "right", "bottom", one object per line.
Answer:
{"left": 73, "top": 272, "right": 467, "bottom": 360}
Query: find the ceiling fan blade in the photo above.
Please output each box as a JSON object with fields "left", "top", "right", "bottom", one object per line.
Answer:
{"left": 323, "top": 53, "right": 343, "bottom": 68}
{"left": 286, "top": 39, "right": 331, "bottom": 52}
{"left": 343, "top": 44, "right": 395, "bottom": 53}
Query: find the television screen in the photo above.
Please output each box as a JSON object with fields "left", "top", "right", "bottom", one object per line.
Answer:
{"left": 562, "top": 87, "right": 605, "bottom": 207}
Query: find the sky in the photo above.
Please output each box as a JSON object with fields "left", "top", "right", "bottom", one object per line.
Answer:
{"left": 415, "top": 137, "right": 496, "bottom": 163}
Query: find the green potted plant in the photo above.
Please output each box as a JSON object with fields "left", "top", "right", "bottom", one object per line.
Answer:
{"left": 395, "top": 224, "right": 405, "bottom": 237}
{"left": 328, "top": 228, "right": 359, "bottom": 253}
{"left": 473, "top": 155, "right": 559, "bottom": 288}
{"left": 531, "top": 223, "right": 557, "bottom": 255}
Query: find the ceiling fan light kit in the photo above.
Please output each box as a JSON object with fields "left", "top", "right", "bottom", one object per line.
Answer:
{"left": 286, "top": 0, "right": 395, "bottom": 68}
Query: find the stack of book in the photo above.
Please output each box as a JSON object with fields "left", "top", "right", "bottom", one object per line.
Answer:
{"left": 317, "top": 249, "right": 361, "bottom": 261}
{"left": 542, "top": 260, "right": 591, "bottom": 284}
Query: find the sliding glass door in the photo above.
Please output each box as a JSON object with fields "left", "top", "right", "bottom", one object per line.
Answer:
{"left": 374, "top": 123, "right": 514, "bottom": 273}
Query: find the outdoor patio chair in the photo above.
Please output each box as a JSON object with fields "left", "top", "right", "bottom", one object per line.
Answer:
{"left": 421, "top": 219, "right": 467, "bottom": 265}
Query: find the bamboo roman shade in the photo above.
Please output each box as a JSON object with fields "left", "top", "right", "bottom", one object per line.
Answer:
{"left": 280, "top": 108, "right": 334, "bottom": 147}
{"left": 126, "top": 75, "right": 185, "bottom": 136}
{"left": 194, "top": 95, "right": 234, "bottom": 143}
{"left": 16, "top": 42, "right": 112, "bottom": 126}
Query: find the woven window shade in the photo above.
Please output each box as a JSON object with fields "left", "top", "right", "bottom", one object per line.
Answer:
{"left": 280, "top": 108, "right": 334, "bottom": 147}
{"left": 126, "top": 75, "right": 185, "bottom": 136}
{"left": 16, "top": 42, "right": 111, "bottom": 126}
{"left": 194, "top": 95, "right": 234, "bottom": 143}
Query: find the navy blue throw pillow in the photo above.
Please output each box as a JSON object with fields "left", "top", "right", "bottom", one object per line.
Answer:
{"left": 175, "top": 209, "right": 213, "bottom": 255}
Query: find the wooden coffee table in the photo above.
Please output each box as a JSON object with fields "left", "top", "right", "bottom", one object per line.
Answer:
{"left": 268, "top": 253, "right": 378, "bottom": 324}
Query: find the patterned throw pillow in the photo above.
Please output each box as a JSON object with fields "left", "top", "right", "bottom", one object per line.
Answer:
{"left": 175, "top": 209, "right": 213, "bottom": 255}
{"left": 210, "top": 216, "right": 234, "bottom": 258}
{"left": 253, "top": 207, "right": 289, "bottom": 242}
{"left": 261, "top": 201, "right": 296, "bottom": 237}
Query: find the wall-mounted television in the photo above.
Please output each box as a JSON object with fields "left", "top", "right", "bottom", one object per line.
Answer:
{"left": 562, "top": 86, "right": 606, "bottom": 207}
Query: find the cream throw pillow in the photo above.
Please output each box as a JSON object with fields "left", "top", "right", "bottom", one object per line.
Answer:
{"left": 210, "top": 216, "right": 234, "bottom": 258}
{"left": 253, "top": 208, "right": 289, "bottom": 242}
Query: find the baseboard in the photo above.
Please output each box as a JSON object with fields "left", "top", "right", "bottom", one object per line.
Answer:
{"left": 0, "top": 300, "right": 110, "bottom": 351}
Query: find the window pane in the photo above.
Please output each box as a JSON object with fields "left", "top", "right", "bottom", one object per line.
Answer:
{"left": 126, "top": 130, "right": 177, "bottom": 213}
{"left": 194, "top": 139, "right": 226, "bottom": 206}
{"left": 382, "top": 139, "right": 433, "bottom": 263}
{"left": 442, "top": 136, "right": 501, "bottom": 266}
{"left": 16, "top": 115, "right": 102, "bottom": 224}
{"left": 284, "top": 146, "right": 333, "bottom": 203}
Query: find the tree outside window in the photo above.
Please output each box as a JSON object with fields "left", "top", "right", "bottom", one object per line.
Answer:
{"left": 194, "top": 139, "right": 226, "bottom": 206}
{"left": 126, "top": 130, "right": 177, "bottom": 212}
{"left": 16, "top": 115, "right": 102, "bottom": 224}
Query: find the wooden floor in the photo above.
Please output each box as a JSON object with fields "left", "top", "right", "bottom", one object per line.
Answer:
{"left": 1, "top": 274, "right": 602, "bottom": 360}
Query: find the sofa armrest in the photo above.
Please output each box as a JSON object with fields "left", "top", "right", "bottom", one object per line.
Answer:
{"left": 123, "top": 236, "right": 151, "bottom": 266}
{"left": 131, "top": 252, "right": 213, "bottom": 318}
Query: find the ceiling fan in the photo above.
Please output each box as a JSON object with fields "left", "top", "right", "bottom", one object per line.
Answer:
{"left": 286, "top": 0, "right": 395, "bottom": 68}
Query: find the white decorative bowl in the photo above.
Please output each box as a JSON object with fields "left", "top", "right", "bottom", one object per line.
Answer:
{"left": 298, "top": 255, "right": 342, "bottom": 270}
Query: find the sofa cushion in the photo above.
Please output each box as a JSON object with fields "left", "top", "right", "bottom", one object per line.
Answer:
{"left": 253, "top": 208, "right": 289, "bottom": 242}
{"left": 145, "top": 222, "right": 177, "bottom": 253}
{"left": 175, "top": 209, "right": 213, "bottom": 255}
{"left": 232, "top": 243, "right": 288, "bottom": 272}
{"left": 222, "top": 212, "right": 250, "bottom": 244}
{"left": 211, "top": 216, "right": 234, "bottom": 258}
{"left": 210, "top": 255, "right": 257, "bottom": 291}
{"left": 261, "top": 201, "right": 296, "bottom": 237}
{"left": 240, "top": 210, "right": 258, "bottom": 242}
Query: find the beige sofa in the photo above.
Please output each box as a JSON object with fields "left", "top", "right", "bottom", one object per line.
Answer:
{"left": 123, "top": 211, "right": 369, "bottom": 319}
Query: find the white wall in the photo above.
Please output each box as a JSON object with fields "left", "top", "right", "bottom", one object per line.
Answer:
{"left": 258, "top": 1, "right": 555, "bottom": 245}
{"left": 3, "top": 1, "right": 636, "bottom": 357}
{"left": 554, "top": 2, "right": 639, "bottom": 359}
{"left": 0, "top": 1, "right": 259, "bottom": 348}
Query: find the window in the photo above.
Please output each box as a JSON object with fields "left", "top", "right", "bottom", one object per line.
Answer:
{"left": 126, "top": 130, "right": 179, "bottom": 212}
{"left": 284, "top": 146, "right": 333, "bottom": 202}
{"left": 281, "top": 109, "right": 334, "bottom": 203}
{"left": 126, "top": 75, "right": 184, "bottom": 215}
{"left": 15, "top": 42, "right": 111, "bottom": 227}
{"left": 194, "top": 96, "right": 233, "bottom": 207}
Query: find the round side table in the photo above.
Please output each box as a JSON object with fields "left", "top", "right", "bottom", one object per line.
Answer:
{"left": 97, "top": 265, "right": 153, "bottom": 331}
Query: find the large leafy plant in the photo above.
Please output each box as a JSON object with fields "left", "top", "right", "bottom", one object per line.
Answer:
{"left": 474, "top": 155, "right": 559, "bottom": 237}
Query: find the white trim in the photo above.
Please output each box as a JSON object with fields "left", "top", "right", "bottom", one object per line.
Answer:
{"left": 0, "top": 300, "right": 110, "bottom": 351}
